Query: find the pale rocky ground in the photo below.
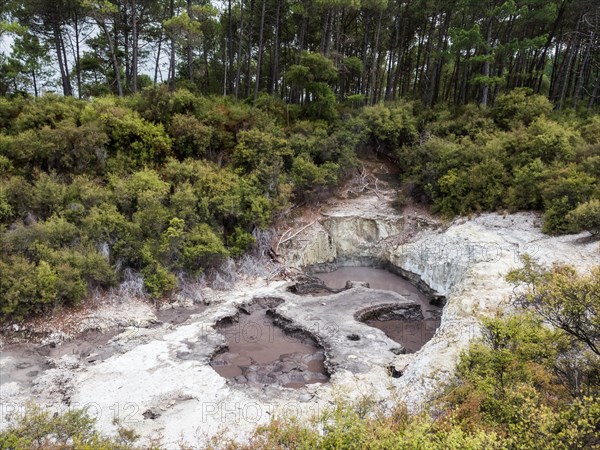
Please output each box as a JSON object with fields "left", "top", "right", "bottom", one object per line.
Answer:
{"left": 1, "top": 186, "right": 598, "bottom": 448}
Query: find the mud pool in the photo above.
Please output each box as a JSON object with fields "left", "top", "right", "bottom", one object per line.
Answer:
{"left": 363, "top": 319, "right": 440, "bottom": 353}
{"left": 210, "top": 301, "right": 328, "bottom": 388}
{"left": 209, "top": 267, "right": 440, "bottom": 388}
{"left": 316, "top": 267, "right": 442, "bottom": 352}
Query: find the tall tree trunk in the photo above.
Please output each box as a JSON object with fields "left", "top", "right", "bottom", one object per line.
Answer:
{"left": 360, "top": 12, "right": 370, "bottom": 97}
{"left": 385, "top": 17, "right": 400, "bottom": 101}
{"left": 123, "top": 5, "right": 130, "bottom": 92}
{"left": 131, "top": 0, "right": 138, "bottom": 93}
{"left": 429, "top": 11, "right": 451, "bottom": 107}
{"left": 187, "top": 0, "right": 194, "bottom": 82}
{"left": 100, "top": 21, "right": 123, "bottom": 97}
{"left": 320, "top": 9, "right": 331, "bottom": 54}
{"left": 223, "top": 30, "right": 228, "bottom": 95}
{"left": 227, "top": 0, "right": 234, "bottom": 94}
{"left": 74, "top": 12, "right": 82, "bottom": 98}
{"left": 169, "top": 0, "right": 176, "bottom": 90}
{"left": 460, "top": 50, "right": 470, "bottom": 105}
{"left": 535, "top": 0, "right": 569, "bottom": 93}
{"left": 245, "top": 0, "right": 254, "bottom": 98}
{"left": 588, "top": 76, "right": 599, "bottom": 110}
{"left": 203, "top": 40, "right": 210, "bottom": 92}
{"left": 154, "top": 3, "right": 169, "bottom": 84}
{"left": 549, "top": 41, "right": 563, "bottom": 99}
{"left": 480, "top": 17, "right": 493, "bottom": 107}
{"left": 270, "top": 0, "right": 281, "bottom": 95}
{"left": 154, "top": 36, "right": 163, "bottom": 83}
{"left": 53, "top": 23, "right": 72, "bottom": 96}
{"left": 235, "top": 0, "right": 245, "bottom": 98}
{"left": 369, "top": 9, "right": 383, "bottom": 104}
{"left": 254, "top": 0, "right": 266, "bottom": 101}
{"left": 412, "top": 21, "right": 427, "bottom": 96}
{"left": 298, "top": 9, "right": 307, "bottom": 53}
{"left": 420, "top": 14, "right": 435, "bottom": 104}
{"left": 334, "top": 7, "right": 343, "bottom": 54}
{"left": 32, "top": 69, "right": 38, "bottom": 97}
{"left": 573, "top": 33, "right": 593, "bottom": 109}
{"left": 558, "top": 35, "right": 577, "bottom": 109}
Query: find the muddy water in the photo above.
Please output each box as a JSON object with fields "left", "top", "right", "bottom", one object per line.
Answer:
{"left": 316, "top": 267, "right": 441, "bottom": 352}
{"left": 0, "top": 304, "right": 207, "bottom": 388}
{"left": 316, "top": 267, "right": 439, "bottom": 319}
{"left": 211, "top": 306, "right": 328, "bottom": 388}
{"left": 363, "top": 319, "right": 440, "bottom": 353}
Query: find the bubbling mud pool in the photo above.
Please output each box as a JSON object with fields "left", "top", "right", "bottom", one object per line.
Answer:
{"left": 316, "top": 267, "right": 442, "bottom": 353}
{"left": 210, "top": 300, "right": 329, "bottom": 388}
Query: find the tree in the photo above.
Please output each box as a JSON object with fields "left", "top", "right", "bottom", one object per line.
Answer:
{"left": 83, "top": 0, "right": 125, "bottom": 96}
{"left": 287, "top": 52, "right": 338, "bottom": 120}
{"left": 5, "top": 32, "right": 52, "bottom": 97}
{"left": 508, "top": 256, "right": 600, "bottom": 357}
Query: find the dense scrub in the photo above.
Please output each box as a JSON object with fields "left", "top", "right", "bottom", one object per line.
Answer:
{"left": 389, "top": 89, "right": 600, "bottom": 234}
{"left": 0, "top": 89, "right": 362, "bottom": 319}
{"left": 1, "top": 89, "right": 599, "bottom": 319}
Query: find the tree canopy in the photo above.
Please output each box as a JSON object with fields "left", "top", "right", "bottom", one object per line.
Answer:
{"left": 0, "top": 0, "right": 599, "bottom": 110}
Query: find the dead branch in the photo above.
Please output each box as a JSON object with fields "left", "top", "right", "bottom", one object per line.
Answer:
{"left": 274, "top": 221, "right": 317, "bottom": 255}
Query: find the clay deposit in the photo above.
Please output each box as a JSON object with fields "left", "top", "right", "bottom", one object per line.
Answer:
{"left": 1, "top": 190, "right": 598, "bottom": 448}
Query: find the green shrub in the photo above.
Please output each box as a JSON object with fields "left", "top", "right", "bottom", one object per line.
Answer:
{"left": 181, "top": 223, "right": 229, "bottom": 272}
{"left": 228, "top": 227, "right": 256, "bottom": 258}
{"left": 507, "top": 158, "right": 547, "bottom": 211}
{"left": 541, "top": 166, "right": 596, "bottom": 234}
{"left": 291, "top": 154, "right": 338, "bottom": 200}
{"left": 170, "top": 113, "right": 212, "bottom": 158}
{"left": 142, "top": 263, "right": 177, "bottom": 299}
{"left": 567, "top": 199, "right": 600, "bottom": 236}
{"left": 0, "top": 92, "right": 366, "bottom": 320}
{"left": 580, "top": 115, "right": 600, "bottom": 145}
{"left": 510, "top": 117, "right": 580, "bottom": 165}
{"left": 0, "top": 257, "right": 59, "bottom": 318}
{"left": 361, "top": 102, "right": 419, "bottom": 152}
{"left": 100, "top": 107, "right": 172, "bottom": 167}
{"left": 0, "top": 403, "right": 137, "bottom": 449}
{"left": 0, "top": 188, "right": 12, "bottom": 222}
{"left": 492, "top": 88, "right": 552, "bottom": 130}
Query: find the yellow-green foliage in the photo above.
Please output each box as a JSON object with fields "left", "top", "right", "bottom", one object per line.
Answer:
{"left": 492, "top": 88, "right": 553, "bottom": 129}
{"left": 568, "top": 199, "right": 600, "bottom": 235}
{"left": 0, "top": 89, "right": 597, "bottom": 319}
{"left": 0, "top": 403, "right": 138, "bottom": 450}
